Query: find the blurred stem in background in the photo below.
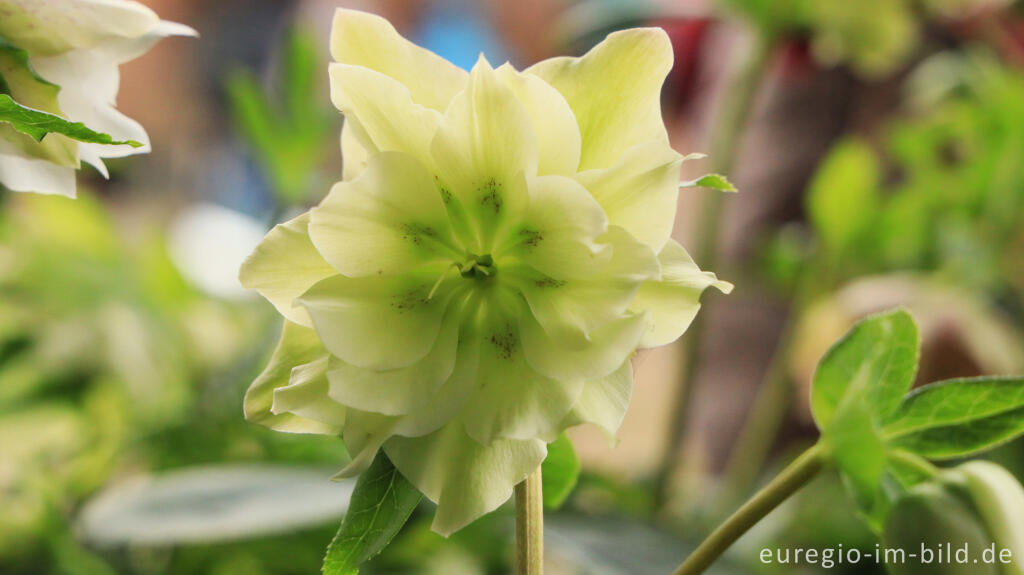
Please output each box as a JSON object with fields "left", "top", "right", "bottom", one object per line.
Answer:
{"left": 653, "top": 28, "right": 777, "bottom": 511}
{"left": 515, "top": 468, "right": 544, "bottom": 575}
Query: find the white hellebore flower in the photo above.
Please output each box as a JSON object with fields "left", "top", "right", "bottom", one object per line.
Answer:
{"left": 241, "top": 9, "right": 732, "bottom": 535}
{"left": 0, "top": 0, "right": 195, "bottom": 197}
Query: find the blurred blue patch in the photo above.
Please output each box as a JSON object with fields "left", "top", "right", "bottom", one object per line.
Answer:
{"left": 415, "top": 0, "right": 509, "bottom": 70}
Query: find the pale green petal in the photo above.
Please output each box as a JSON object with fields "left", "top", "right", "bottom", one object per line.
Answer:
{"left": 510, "top": 226, "right": 657, "bottom": 348}
{"left": 329, "top": 63, "right": 442, "bottom": 169}
{"left": 243, "top": 321, "right": 339, "bottom": 435}
{"left": 495, "top": 64, "right": 581, "bottom": 176}
{"left": 527, "top": 28, "right": 673, "bottom": 171}
{"left": 497, "top": 174, "right": 609, "bottom": 280}
{"left": 297, "top": 270, "right": 453, "bottom": 370}
{"left": 460, "top": 294, "right": 583, "bottom": 444}
{"left": 334, "top": 409, "right": 399, "bottom": 478}
{"left": 431, "top": 57, "right": 538, "bottom": 251}
{"left": 563, "top": 360, "right": 633, "bottom": 441}
{"left": 384, "top": 421, "right": 547, "bottom": 536}
{"left": 239, "top": 212, "right": 338, "bottom": 327}
{"left": 0, "top": 0, "right": 159, "bottom": 55}
{"left": 340, "top": 119, "right": 368, "bottom": 180}
{"left": 330, "top": 8, "right": 467, "bottom": 112}
{"left": 271, "top": 356, "right": 347, "bottom": 427}
{"left": 630, "top": 239, "right": 733, "bottom": 348}
{"left": 520, "top": 310, "right": 646, "bottom": 381}
{"left": 325, "top": 305, "right": 461, "bottom": 416}
{"left": 575, "top": 140, "right": 684, "bottom": 251}
{"left": 308, "top": 152, "right": 460, "bottom": 277}
{"left": 390, "top": 332, "right": 480, "bottom": 437}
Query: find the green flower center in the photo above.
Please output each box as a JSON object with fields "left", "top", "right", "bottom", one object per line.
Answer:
{"left": 459, "top": 253, "right": 496, "bottom": 279}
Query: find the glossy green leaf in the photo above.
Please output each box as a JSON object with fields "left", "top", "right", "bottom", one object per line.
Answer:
{"left": 807, "top": 139, "right": 880, "bottom": 255}
{"left": 680, "top": 173, "right": 737, "bottom": 193}
{"left": 884, "top": 377, "right": 1024, "bottom": 459}
{"left": 810, "top": 309, "right": 919, "bottom": 431}
{"left": 542, "top": 433, "right": 580, "bottom": 509}
{"left": 322, "top": 452, "right": 422, "bottom": 575}
{"left": 0, "top": 94, "right": 142, "bottom": 146}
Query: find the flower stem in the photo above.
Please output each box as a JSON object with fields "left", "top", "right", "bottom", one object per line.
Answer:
{"left": 653, "top": 29, "right": 777, "bottom": 509}
{"left": 670, "top": 443, "right": 827, "bottom": 575}
{"left": 515, "top": 467, "right": 544, "bottom": 575}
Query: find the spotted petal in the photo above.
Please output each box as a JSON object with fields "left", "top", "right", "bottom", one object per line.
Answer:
{"left": 385, "top": 421, "right": 547, "bottom": 536}
{"left": 308, "top": 151, "right": 459, "bottom": 277}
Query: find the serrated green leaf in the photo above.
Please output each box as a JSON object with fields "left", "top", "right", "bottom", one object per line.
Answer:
{"left": 322, "top": 452, "right": 422, "bottom": 575}
{"left": 0, "top": 94, "right": 142, "bottom": 146}
{"left": 884, "top": 377, "right": 1024, "bottom": 459}
{"left": 807, "top": 139, "right": 880, "bottom": 255}
{"left": 541, "top": 433, "right": 580, "bottom": 509}
{"left": 810, "top": 309, "right": 919, "bottom": 431}
{"left": 680, "top": 173, "right": 737, "bottom": 192}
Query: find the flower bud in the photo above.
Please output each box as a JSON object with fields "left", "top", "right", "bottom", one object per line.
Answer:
{"left": 883, "top": 461, "right": 1024, "bottom": 575}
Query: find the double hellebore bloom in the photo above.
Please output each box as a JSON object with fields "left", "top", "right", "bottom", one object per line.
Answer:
{"left": 0, "top": 0, "right": 195, "bottom": 197}
{"left": 241, "top": 9, "right": 731, "bottom": 535}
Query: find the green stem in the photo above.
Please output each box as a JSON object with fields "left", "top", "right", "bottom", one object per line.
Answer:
{"left": 888, "top": 449, "right": 940, "bottom": 479}
{"left": 515, "top": 467, "right": 544, "bottom": 575}
{"left": 653, "top": 30, "right": 777, "bottom": 509}
{"left": 670, "top": 443, "right": 827, "bottom": 575}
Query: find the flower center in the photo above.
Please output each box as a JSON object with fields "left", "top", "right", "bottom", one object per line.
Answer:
{"left": 459, "top": 253, "right": 495, "bottom": 279}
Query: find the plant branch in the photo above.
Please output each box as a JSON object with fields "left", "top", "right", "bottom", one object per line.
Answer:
{"left": 670, "top": 443, "right": 827, "bottom": 575}
{"left": 515, "top": 467, "right": 544, "bottom": 575}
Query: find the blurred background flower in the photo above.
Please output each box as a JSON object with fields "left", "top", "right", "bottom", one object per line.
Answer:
{"left": 2, "top": 0, "right": 1024, "bottom": 573}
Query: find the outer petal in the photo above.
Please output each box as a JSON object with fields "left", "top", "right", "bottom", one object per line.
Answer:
{"left": 0, "top": 0, "right": 160, "bottom": 55}
{"left": 335, "top": 409, "right": 399, "bottom": 478}
{"left": 497, "top": 174, "right": 610, "bottom": 280}
{"left": 460, "top": 293, "right": 583, "bottom": 444}
{"left": 325, "top": 305, "right": 461, "bottom": 417}
{"left": 527, "top": 28, "right": 673, "bottom": 171}
{"left": 0, "top": 140, "right": 76, "bottom": 197}
{"left": 431, "top": 57, "right": 538, "bottom": 251}
{"left": 520, "top": 311, "right": 647, "bottom": 381}
{"left": 271, "top": 356, "right": 347, "bottom": 428}
{"left": 308, "top": 152, "right": 459, "bottom": 277}
{"left": 243, "top": 321, "right": 341, "bottom": 435}
{"left": 562, "top": 360, "right": 634, "bottom": 441}
{"left": 575, "top": 140, "right": 686, "bottom": 251}
{"left": 297, "top": 268, "right": 453, "bottom": 370}
{"left": 384, "top": 421, "right": 547, "bottom": 536}
{"left": 495, "top": 64, "right": 581, "bottom": 176}
{"left": 630, "top": 239, "right": 733, "bottom": 348}
{"left": 239, "top": 212, "right": 338, "bottom": 327}
{"left": 330, "top": 8, "right": 467, "bottom": 112}
{"left": 510, "top": 225, "right": 657, "bottom": 347}
{"left": 340, "top": 119, "right": 368, "bottom": 181}
{"left": 329, "top": 63, "right": 442, "bottom": 170}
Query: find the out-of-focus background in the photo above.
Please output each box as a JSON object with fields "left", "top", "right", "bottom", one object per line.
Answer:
{"left": 3, "top": 0, "right": 1024, "bottom": 573}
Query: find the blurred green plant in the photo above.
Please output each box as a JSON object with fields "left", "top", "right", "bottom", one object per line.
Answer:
{"left": 226, "top": 29, "right": 337, "bottom": 207}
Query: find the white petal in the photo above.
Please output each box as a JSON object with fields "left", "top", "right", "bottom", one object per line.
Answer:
{"left": 520, "top": 310, "right": 647, "bottom": 381}
{"left": 330, "top": 8, "right": 467, "bottom": 112}
{"left": 564, "top": 360, "right": 633, "bottom": 442}
{"left": 271, "top": 356, "right": 347, "bottom": 427}
{"left": 384, "top": 422, "right": 547, "bottom": 536}
{"left": 238, "top": 212, "right": 338, "bottom": 327}
{"left": 630, "top": 239, "right": 733, "bottom": 348}
{"left": 308, "top": 152, "right": 459, "bottom": 278}
{"left": 0, "top": 145, "right": 76, "bottom": 197}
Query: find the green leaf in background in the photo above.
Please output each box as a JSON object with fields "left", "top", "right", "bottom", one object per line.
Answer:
{"left": 227, "top": 28, "right": 336, "bottom": 204}
{"left": 806, "top": 139, "right": 880, "bottom": 256}
{"left": 680, "top": 173, "right": 737, "bottom": 193}
{"left": 542, "top": 434, "right": 581, "bottom": 510}
{"left": 322, "top": 452, "right": 422, "bottom": 575}
{"left": 810, "top": 309, "right": 919, "bottom": 430}
{"left": 0, "top": 94, "right": 142, "bottom": 146}
{"left": 884, "top": 377, "right": 1024, "bottom": 459}
{"left": 825, "top": 398, "right": 889, "bottom": 530}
